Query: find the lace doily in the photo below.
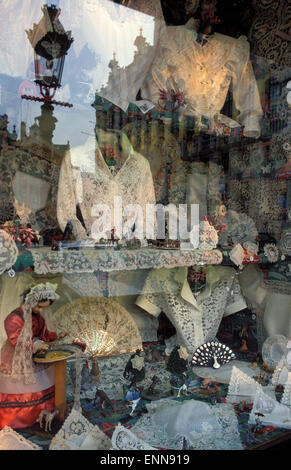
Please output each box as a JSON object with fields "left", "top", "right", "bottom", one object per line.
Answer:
{"left": 0, "top": 230, "right": 18, "bottom": 275}
{"left": 49, "top": 408, "right": 111, "bottom": 450}
{"left": 0, "top": 426, "right": 42, "bottom": 450}
{"left": 31, "top": 247, "right": 223, "bottom": 274}
{"left": 131, "top": 398, "right": 242, "bottom": 450}
{"left": 111, "top": 424, "right": 156, "bottom": 451}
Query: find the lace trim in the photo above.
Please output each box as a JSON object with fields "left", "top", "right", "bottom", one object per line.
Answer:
{"left": 0, "top": 230, "right": 18, "bottom": 275}
{"left": 31, "top": 248, "right": 223, "bottom": 274}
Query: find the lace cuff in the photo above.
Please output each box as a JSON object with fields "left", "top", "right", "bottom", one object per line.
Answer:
{"left": 136, "top": 295, "right": 161, "bottom": 317}
{"left": 240, "top": 113, "right": 261, "bottom": 139}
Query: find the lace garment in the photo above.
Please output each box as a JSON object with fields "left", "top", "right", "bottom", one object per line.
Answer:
{"left": 31, "top": 247, "right": 223, "bottom": 274}
{"left": 131, "top": 398, "right": 242, "bottom": 450}
{"left": 141, "top": 28, "right": 262, "bottom": 138}
{"left": 249, "top": 387, "right": 291, "bottom": 430}
{"left": 57, "top": 133, "right": 156, "bottom": 241}
{"left": 226, "top": 365, "right": 260, "bottom": 403}
{"left": 49, "top": 408, "right": 111, "bottom": 450}
{"left": 136, "top": 266, "right": 235, "bottom": 354}
{"left": 0, "top": 230, "right": 18, "bottom": 275}
{"left": 111, "top": 424, "right": 156, "bottom": 451}
{"left": 0, "top": 426, "right": 42, "bottom": 450}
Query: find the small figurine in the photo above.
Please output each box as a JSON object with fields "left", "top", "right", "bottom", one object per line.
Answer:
{"left": 93, "top": 387, "right": 114, "bottom": 410}
{"left": 37, "top": 409, "right": 60, "bottom": 433}
{"left": 123, "top": 349, "right": 146, "bottom": 387}
{"left": 124, "top": 383, "right": 143, "bottom": 415}
{"left": 167, "top": 346, "right": 189, "bottom": 379}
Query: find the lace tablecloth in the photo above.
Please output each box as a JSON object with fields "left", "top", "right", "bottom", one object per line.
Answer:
{"left": 31, "top": 248, "right": 223, "bottom": 274}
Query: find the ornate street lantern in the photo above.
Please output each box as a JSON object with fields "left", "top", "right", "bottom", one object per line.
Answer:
{"left": 22, "top": 4, "right": 73, "bottom": 107}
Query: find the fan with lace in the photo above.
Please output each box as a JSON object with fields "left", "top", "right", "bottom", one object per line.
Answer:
{"left": 53, "top": 297, "right": 143, "bottom": 380}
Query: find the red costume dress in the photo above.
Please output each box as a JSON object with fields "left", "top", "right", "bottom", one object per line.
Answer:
{"left": 0, "top": 307, "right": 58, "bottom": 429}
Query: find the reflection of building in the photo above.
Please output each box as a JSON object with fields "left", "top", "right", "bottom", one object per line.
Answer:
{"left": 0, "top": 111, "right": 69, "bottom": 230}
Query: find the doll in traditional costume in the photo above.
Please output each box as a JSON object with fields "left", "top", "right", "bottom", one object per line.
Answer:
{"left": 0, "top": 282, "right": 65, "bottom": 429}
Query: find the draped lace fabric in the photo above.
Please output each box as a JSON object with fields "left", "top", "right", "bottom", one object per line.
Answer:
{"left": 249, "top": 387, "right": 291, "bottom": 430}
{"left": 136, "top": 266, "right": 236, "bottom": 354}
{"left": 57, "top": 134, "right": 156, "bottom": 241}
{"left": 2, "top": 283, "right": 60, "bottom": 385}
{"left": 131, "top": 398, "right": 242, "bottom": 450}
{"left": 0, "top": 230, "right": 18, "bottom": 275}
{"left": 0, "top": 426, "right": 42, "bottom": 450}
{"left": 226, "top": 365, "right": 261, "bottom": 403}
{"left": 192, "top": 360, "right": 261, "bottom": 384}
{"left": 141, "top": 28, "right": 262, "bottom": 138}
{"left": 111, "top": 423, "right": 156, "bottom": 451}
{"left": 49, "top": 408, "right": 111, "bottom": 450}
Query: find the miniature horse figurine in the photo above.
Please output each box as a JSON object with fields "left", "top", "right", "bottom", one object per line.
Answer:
{"left": 37, "top": 409, "right": 59, "bottom": 433}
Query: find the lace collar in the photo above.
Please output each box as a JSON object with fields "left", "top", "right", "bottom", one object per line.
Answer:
{"left": 94, "top": 131, "right": 135, "bottom": 180}
{"left": 174, "top": 266, "right": 235, "bottom": 307}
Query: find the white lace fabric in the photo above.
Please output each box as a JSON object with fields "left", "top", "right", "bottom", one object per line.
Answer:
{"left": 141, "top": 28, "right": 262, "bottom": 137}
{"left": 111, "top": 424, "right": 156, "bottom": 451}
{"left": 136, "top": 266, "right": 236, "bottom": 354}
{"left": 57, "top": 133, "right": 156, "bottom": 241}
{"left": 226, "top": 365, "right": 261, "bottom": 403}
{"left": 31, "top": 247, "right": 223, "bottom": 274}
{"left": 0, "top": 426, "right": 42, "bottom": 450}
{"left": 249, "top": 387, "right": 291, "bottom": 430}
{"left": 49, "top": 408, "right": 111, "bottom": 450}
{"left": 131, "top": 398, "right": 243, "bottom": 450}
{"left": 0, "top": 230, "right": 18, "bottom": 275}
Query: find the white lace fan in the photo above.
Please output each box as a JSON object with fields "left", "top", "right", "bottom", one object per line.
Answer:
{"left": 53, "top": 297, "right": 143, "bottom": 378}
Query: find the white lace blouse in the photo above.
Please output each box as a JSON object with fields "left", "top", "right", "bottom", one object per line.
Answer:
{"left": 57, "top": 134, "right": 156, "bottom": 240}
{"left": 141, "top": 27, "right": 263, "bottom": 138}
{"left": 136, "top": 266, "right": 240, "bottom": 354}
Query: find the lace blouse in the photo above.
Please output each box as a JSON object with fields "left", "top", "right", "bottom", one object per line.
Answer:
{"left": 141, "top": 27, "right": 263, "bottom": 138}
{"left": 57, "top": 134, "right": 156, "bottom": 240}
{"left": 136, "top": 266, "right": 238, "bottom": 354}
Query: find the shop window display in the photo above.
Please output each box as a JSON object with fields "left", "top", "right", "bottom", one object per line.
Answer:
{"left": 0, "top": 0, "right": 290, "bottom": 452}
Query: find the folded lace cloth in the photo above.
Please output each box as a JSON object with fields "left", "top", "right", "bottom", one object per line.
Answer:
{"left": 0, "top": 426, "right": 42, "bottom": 450}
{"left": 249, "top": 387, "right": 291, "bottom": 430}
{"left": 131, "top": 398, "right": 243, "bottom": 450}
{"left": 49, "top": 408, "right": 111, "bottom": 450}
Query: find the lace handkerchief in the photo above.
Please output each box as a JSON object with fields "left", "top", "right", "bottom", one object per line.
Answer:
{"left": 249, "top": 388, "right": 291, "bottom": 429}
{"left": 0, "top": 426, "right": 42, "bottom": 450}
{"left": 226, "top": 365, "right": 261, "bottom": 402}
{"left": 111, "top": 424, "right": 156, "bottom": 450}
{"left": 49, "top": 408, "right": 111, "bottom": 450}
{"left": 131, "top": 398, "right": 242, "bottom": 450}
